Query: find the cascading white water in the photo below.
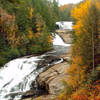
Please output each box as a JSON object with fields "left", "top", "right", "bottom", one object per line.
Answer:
{"left": 0, "top": 56, "right": 42, "bottom": 100}
{"left": 53, "top": 34, "right": 71, "bottom": 46}
{"left": 0, "top": 22, "right": 72, "bottom": 100}
{"left": 56, "top": 21, "right": 72, "bottom": 30}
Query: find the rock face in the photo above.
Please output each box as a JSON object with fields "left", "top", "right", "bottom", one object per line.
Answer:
{"left": 56, "top": 30, "right": 72, "bottom": 44}
{"left": 37, "top": 61, "right": 69, "bottom": 95}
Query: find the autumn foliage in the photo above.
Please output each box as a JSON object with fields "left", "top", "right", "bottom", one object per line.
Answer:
{"left": 66, "top": 56, "right": 87, "bottom": 89}
{"left": 54, "top": 0, "right": 100, "bottom": 100}
{"left": 0, "top": 8, "right": 18, "bottom": 47}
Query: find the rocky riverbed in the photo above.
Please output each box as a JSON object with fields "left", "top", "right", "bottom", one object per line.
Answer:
{"left": 21, "top": 54, "right": 71, "bottom": 100}
{"left": 21, "top": 30, "right": 72, "bottom": 100}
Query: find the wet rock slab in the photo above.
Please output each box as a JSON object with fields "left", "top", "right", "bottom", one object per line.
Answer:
{"left": 37, "top": 61, "right": 70, "bottom": 95}
{"left": 21, "top": 61, "right": 70, "bottom": 100}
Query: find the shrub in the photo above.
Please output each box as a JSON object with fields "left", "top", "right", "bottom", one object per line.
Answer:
{"left": 0, "top": 56, "right": 7, "bottom": 67}
{"left": 7, "top": 48, "right": 21, "bottom": 60}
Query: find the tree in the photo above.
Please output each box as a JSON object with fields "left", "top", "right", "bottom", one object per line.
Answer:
{"left": 54, "top": 1, "right": 100, "bottom": 100}
{"left": 32, "top": 0, "right": 59, "bottom": 32}
{"left": 0, "top": 8, "right": 18, "bottom": 49}
{"left": 66, "top": 0, "right": 100, "bottom": 96}
{"left": 71, "top": 0, "right": 100, "bottom": 69}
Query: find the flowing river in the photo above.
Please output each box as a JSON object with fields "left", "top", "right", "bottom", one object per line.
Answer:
{"left": 0, "top": 22, "right": 72, "bottom": 100}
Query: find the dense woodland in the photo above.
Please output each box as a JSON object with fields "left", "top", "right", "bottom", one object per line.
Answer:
{"left": 0, "top": 0, "right": 73, "bottom": 67}
{"left": 53, "top": 0, "right": 100, "bottom": 100}
{"left": 0, "top": 0, "right": 61, "bottom": 66}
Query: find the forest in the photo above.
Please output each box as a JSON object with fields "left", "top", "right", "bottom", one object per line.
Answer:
{"left": 0, "top": 0, "right": 61, "bottom": 66}
{"left": 53, "top": 0, "right": 100, "bottom": 100}
{"left": 0, "top": 0, "right": 74, "bottom": 67}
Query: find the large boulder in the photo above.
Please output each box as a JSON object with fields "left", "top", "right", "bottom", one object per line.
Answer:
{"left": 37, "top": 62, "right": 69, "bottom": 95}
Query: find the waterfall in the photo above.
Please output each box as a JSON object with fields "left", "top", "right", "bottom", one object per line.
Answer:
{"left": 0, "top": 22, "right": 72, "bottom": 100}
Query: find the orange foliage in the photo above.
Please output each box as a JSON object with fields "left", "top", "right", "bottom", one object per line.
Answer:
{"left": 54, "top": 84, "right": 100, "bottom": 100}
{"left": 71, "top": 89, "right": 89, "bottom": 100}
{"left": 30, "top": 8, "right": 34, "bottom": 19}
{"left": 71, "top": 84, "right": 100, "bottom": 100}
{"left": 0, "top": 8, "right": 19, "bottom": 48}
{"left": 29, "top": 30, "right": 33, "bottom": 39}
{"left": 48, "top": 35, "right": 52, "bottom": 43}
{"left": 89, "top": 84, "right": 100, "bottom": 100}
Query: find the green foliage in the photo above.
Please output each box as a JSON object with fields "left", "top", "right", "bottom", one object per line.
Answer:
{"left": 7, "top": 48, "right": 21, "bottom": 60}
{"left": 32, "top": 0, "right": 59, "bottom": 32}
{"left": 0, "top": 57, "right": 7, "bottom": 66}
{"left": 63, "top": 80, "right": 73, "bottom": 95}
{"left": 18, "top": 48, "right": 26, "bottom": 56}
{"left": 0, "top": 0, "right": 21, "bottom": 14}
{"left": 15, "top": 6, "right": 31, "bottom": 34}
{"left": 89, "top": 65, "right": 100, "bottom": 83}
{"left": 59, "top": 4, "right": 74, "bottom": 21}
{"left": 29, "top": 45, "right": 43, "bottom": 54}
{"left": 0, "top": 0, "right": 59, "bottom": 67}
{"left": 0, "top": 48, "right": 20, "bottom": 66}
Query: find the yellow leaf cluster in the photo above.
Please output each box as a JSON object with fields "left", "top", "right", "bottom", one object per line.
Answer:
{"left": 71, "top": 0, "right": 91, "bottom": 35}
{"left": 29, "top": 30, "right": 33, "bottom": 39}
{"left": 71, "top": 0, "right": 91, "bottom": 20}
{"left": 48, "top": 35, "right": 52, "bottom": 43}
{"left": 72, "top": 21, "right": 83, "bottom": 36}
{"left": 72, "top": 0, "right": 100, "bottom": 36}
{"left": 96, "top": 1, "right": 100, "bottom": 9}
{"left": 30, "top": 8, "right": 34, "bottom": 19}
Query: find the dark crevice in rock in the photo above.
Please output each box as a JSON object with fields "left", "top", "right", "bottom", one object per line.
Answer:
{"left": 51, "top": 68, "right": 60, "bottom": 74}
